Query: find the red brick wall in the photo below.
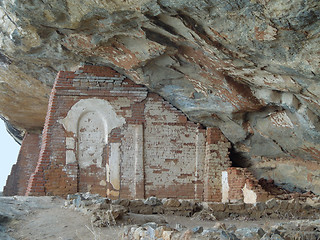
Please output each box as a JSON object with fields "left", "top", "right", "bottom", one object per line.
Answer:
{"left": 26, "top": 66, "right": 129, "bottom": 197}
{"left": 142, "top": 94, "right": 205, "bottom": 199}
{"left": 226, "top": 167, "right": 270, "bottom": 202}
{"left": 3, "top": 133, "right": 41, "bottom": 196}
{"left": 204, "top": 128, "right": 231, "bottom": 202}
{"left": 25, "top": 65, "right": 231, "bottom": 200}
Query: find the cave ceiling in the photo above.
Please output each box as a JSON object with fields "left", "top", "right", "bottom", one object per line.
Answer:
{"left": 0, "top": 0, "right": 319, "bottom": 165}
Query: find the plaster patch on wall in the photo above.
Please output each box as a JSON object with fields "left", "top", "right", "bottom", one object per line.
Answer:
{"left": 66, "top": 150, "right": 76, "bottom": 164}
{"left": 195, "top": 130, "right": 206, "bottom": 200}
{"left": 59, "top": 98, "right": 125, "bottom": 136}
{"left": 66, "top": 137, "right": 75, "bottom": 149}
{"left": 134, "top": 124, "right": 144, "bottom": 199}
{"left": 242, "top": 183, "right": 257, "bottom": 204}
{"left": 100, "top": 180, "right": 107, "bottom": 186}
{"left": 78, "top": 111, "right": 105, "bottom": 168}
{"left": 221, "top": 171, "right": 229, "bottom": 203}
{"left": 107, "top": 143, "right": 121, "bottom": 198}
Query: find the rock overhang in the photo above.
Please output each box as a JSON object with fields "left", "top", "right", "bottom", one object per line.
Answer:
{"left": 0, "top": 0, "right": 319, "bottom": 193}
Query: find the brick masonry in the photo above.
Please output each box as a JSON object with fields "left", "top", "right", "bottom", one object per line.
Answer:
{"left": 6, "top": 65, "right": 233, "bottom": 201}
{"left": 222, "top": 167, "right": 271, "bottom": 203}
{"left": 3, "top": 133, "right": 41, "bottom": 196}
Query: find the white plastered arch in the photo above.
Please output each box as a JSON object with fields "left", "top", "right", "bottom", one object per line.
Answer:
{"left": 59, "top": 98, "right": 125, "bottom": 139}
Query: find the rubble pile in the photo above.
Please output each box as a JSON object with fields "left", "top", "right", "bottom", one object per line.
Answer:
{"left": 63, "top": 193, "right": 320, "bottom": 239}
{"left": 65, "top": 193, "right": 127, "bottom": 227}
{"left": 65, "top": 193, "right": 320, "bottom": 223}
{"left": 121, "top": 220, "right": 320, "bottom": 240}
{"left": 201, "top": 197, "right": 320, "bottom": 220}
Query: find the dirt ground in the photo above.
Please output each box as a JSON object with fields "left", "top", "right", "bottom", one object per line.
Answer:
{"left": 0, "top": 196, "right": 289, "bottom": 240}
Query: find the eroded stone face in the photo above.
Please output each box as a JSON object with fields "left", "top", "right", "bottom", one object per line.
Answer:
{"left": 0, "top": 0, "right": 319, "bottom": 193}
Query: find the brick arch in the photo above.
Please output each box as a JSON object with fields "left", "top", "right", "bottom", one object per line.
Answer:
{"left": 77, "top": 111, "right": 107, "bottom": 194}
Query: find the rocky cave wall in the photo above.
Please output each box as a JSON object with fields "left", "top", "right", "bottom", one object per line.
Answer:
{"left": 0, "top": 0, "right": 319, "bottom": 195}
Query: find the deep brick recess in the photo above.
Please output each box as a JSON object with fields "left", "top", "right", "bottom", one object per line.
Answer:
{"left": 22, "top": 65, "right": 232, "bottom": 200}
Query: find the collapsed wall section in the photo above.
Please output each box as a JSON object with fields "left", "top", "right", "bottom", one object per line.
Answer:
{"left": 222, "top": 167, "right": 271, "bottom": 203}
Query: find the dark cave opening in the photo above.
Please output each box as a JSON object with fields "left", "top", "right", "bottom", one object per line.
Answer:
{"left": 229, "top": 145, "right": 251, "bottom": 168}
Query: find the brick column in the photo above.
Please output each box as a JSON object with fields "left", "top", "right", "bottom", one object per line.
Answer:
{"left": 134, "top": 124, "right": 145, "bottom": 199}
{"left": 194, "top": 128, "right": 206, "bottom": 200}
{"left": 203, "top": 127, "right": 231, "bottom": 202}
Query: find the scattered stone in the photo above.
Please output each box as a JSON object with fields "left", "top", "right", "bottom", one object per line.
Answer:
{"left": 226, "top": 225, "right": 237, "bottom": 233}
{"left": 220, "top": 230, "right": 239, "bottom": 240}
{"left": 5, "top": 193, "right": 320, "bottom": 240}
{"left": 142, "top": 222, "right": 158, "bottom": 230}
{"left": 129, "top": 200, "right": 145, "bottom": 208}
{"left": 254, "top": 202, "right": 266, "bottom": 212}
{"left": 192, "top": 209, "right": 216, "bottom": 221}
{"left": 206, "top": 202, "right": 226, "bottom": 212}
{"left": 144, "top": 197, "right": 162, "bottom": 206}
{"left": 175, "top": 223, "right": 184, "bottom": 231}
{"left": 138, "top": 205, "right": 153, "bottom": 215}
{"left": 155, "top": 226, "right": 172, "bottom": 238}
{"left": 192, "top": 226, "right": 203, "bottom": 234}
{"left": 163, "top": 199, "right": 181, "bottom": 208}
{"left": 202, "top": 228, "right": 220, "bottom": 236}
{"left": 91, "top": 210, "right": 115, "bottom": 227}
{"left": 72, "top": 195, "right": 81, "bottom": 208}
{"left": 113, "top": 199, "right": 130, "bottom": 207}
{"left": 265, "top": 198, "right": 277, "bottom": 209}
{"left": 89, "top": 200, "right": 110, "bottom": 211}
{"left": 180, "top": 229, "right": 193, "bottom": 240}
{"left": 91, "top": 204, "right": 126, "bottom": 227}
{"left": 277, "top": 200, "right": 288, "bottom": 211}
{"left": 163, "top": 230, "right": 175, "bottom": 240}
{"left": 110, "top": 204, "right": 127, "bottom": 219}
{"left": 214, "top": 222, "right": 226, "bottom": 230}
{"left": 146, "top": 227, "right": 156, "bottom": 239}
{"left": 228, "top": 203, "right": 245, "bottom": 212}
{"left": 119, "top": 216, "right": 320, "bottom": 240}
{"left": 64, "top": 192, "right": 320, "bottom": 238}
{"left": 305, "top": 197, "right": 320, "bottom": 208}
{"left": 180, "top": 200, "right": 195, "bottom": 210}
{"left": 133, "top": 227, "right": 147, "bottom": 239}
{"left": 152, "top": 205, "right": 164, "bottom": 214}
{"left": 235, "top": 227, "right": 265, "bottom": 240}
{"left": 270, "top": 234, "right": 284, "bottom": 240}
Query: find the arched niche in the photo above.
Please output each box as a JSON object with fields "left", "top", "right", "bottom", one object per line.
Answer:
{"left": 60, "top": 98, "right": 125, "bottom": 195}
{"left": 78, "top": 111, "right": 106, "bottom": 168}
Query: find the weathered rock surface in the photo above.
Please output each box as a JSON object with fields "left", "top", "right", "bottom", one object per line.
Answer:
{"left": 0, "top": 0, "right": 319, "bottom": 193}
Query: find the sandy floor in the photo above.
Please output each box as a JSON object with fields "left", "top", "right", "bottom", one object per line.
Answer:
{"left": 8, "top": 207, "right": 122, "bottom": 240}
